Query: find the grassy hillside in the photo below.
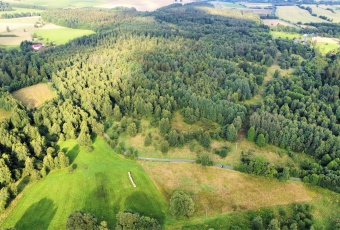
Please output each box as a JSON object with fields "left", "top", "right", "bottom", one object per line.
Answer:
{"left": 11, "top": 83, "right": 55, "bottom": 108}
{"left": 276, "top": 6, "right": 327, "bottom": 23}
{"left": 34, "top": 27, "right": 95, "bottom": 45}
{"left": 1, "top": 138, "right": 167, "bottom": 229}
{"left": 142, "top": 161, "right": 340, "bottom": 229}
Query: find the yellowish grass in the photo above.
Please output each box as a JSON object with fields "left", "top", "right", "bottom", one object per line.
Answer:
{"left": 0, "top": 108, "right": 11, "bottom": 120}
{"left": 11, "top": 83, "right": 55, "bottom": 108}
{"left": 142, "top": 161, "right": 315, "bottom": 217}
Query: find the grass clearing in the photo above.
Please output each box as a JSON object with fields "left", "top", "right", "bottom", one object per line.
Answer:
{"left": 11, "top": 83, "right": 56, "bottom": 108}
{"left": 0, "top": 108, "right": 11, "bottom": 120}
{"left": 1, "top": 138, "right": 167, "bottom": 229}
{"left": 34, "top": 27, "right": 95, "bottom": 45}
{"left": 270, "top": 31, "right": 303, "bottom": 40}
{"left": 276, "top": 6, "right": 327, "bottom": 23}
{"left": 142, "top": 162, "right": 340, "bottom": 229}
{"left": 142, "top": 162, "right": 314, "bottom": 218}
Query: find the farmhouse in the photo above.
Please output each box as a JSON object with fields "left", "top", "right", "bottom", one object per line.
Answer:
{"left": 31, "top": 43, "right": 44, "bottom": 50}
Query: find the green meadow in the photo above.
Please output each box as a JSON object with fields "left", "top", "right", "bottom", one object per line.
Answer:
{"left": 1, "top": 138, "right": 167, "bottom": 229}
{"left": 223, "top": 2, "right": 245, "bottom": 8}
{"left": 35, "top": 27, "right": 95, "bottom": 45}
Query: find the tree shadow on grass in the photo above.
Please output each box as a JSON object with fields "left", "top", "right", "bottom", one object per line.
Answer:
{"left": 65, "top": 144, "right": 80, "bottom": 164}
{"left": 124, "top": 191, "right": 165, "bottom": 224}
{"left": 15, "top": 198, "right": 57, "bottom": 230}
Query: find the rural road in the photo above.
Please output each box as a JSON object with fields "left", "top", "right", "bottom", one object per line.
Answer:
{"left": 137, "top": 156, "right": 235, "bottom": 170}
{"left": 103, "top": 134, "right": 301, "bottom": 181}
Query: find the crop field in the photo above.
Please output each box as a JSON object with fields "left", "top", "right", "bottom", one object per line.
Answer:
{"left": 1, "top": 138, "right": 167, "bottom": 229}
{"left": 276, "top": 6, "right": 327, "bottom": 23}
{"left": 11, "top": 83, "right": 55, "bottom": 108}
{"left": 0, "top": 108, "right": 11, "bottom": 120}
{"left": 34, "top": 27, "right": 95, "bottom": 45}
{"left": 307, "top": 5, "right": 340, "bottom": 23}
{"left": 97, "top": 0, "right": 197, "bottom": 11}
{"left": 262, "top": 19, "right": 297, "bottom": 27}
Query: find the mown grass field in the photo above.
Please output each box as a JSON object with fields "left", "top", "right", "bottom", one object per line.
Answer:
{"left": 307, "top": 5, "right": 340, "bottom": 23}
{"left": 1, "top": 138, "right": 167, "bottom": 229}
{"left": 262, "top": 19, "right": 297, "bottom": 27}
{"left": 0, "top": 16, "right": 39, "bottom": 46}
{"left": 142, "top": 161, "right": 340, "bottom": 229}
{"left": 34, "top": 27, "right": 95, "bottom": 45}
{"left": 0, "top": 7, "right": 44, "bottom": 17}
{"left": 0, "top": 108, "right": 11, "bottom": 120}
{"left": 276, "top": 6, "right": 327, "bottom": 23}
{"left": 11, "top": 83, "right": 55, "bottom": 108}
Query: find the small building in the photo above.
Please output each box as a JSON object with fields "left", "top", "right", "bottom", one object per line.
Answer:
{"left": 31, "top": 44, "right": 44, "bottom": 50}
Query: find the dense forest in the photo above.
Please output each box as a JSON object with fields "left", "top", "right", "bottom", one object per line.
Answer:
{"left": 0, "top": 2, "right": 339, "bottom": 228}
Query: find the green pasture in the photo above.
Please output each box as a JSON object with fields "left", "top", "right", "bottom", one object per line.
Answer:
{"left": 1, "top": 138, "right": 167, "bottom": 229}
{"left": 315, "top": 42, "right": 339, "bottom": 55}
{"left": 34, "top": 27, "right": 95, "bottom": 45}
{"left": 223, "top": 2, "right": 245, "bottom": 8}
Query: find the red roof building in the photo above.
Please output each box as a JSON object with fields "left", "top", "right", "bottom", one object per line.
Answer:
{"left": 31, "top": 44, "right": 44, "bottom": 50}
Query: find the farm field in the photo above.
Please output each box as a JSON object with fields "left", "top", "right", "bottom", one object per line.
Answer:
{"left": 142, "top": 161, "right": 340, "bottom": 229}
{"left": 262, "top": 19, "right": 297, "bottom": 27}
{"left": 1, "top": 138, "right": 167, "bottom": 229}
{"left": 0, "top": 16, "right": 39, "bottom": 46}
{"left": 11, "top": 83, "right": 55, "bottom": 108}
{"left": 270, "top": 31, "right": 303, "bottom": 40}
{"left": 96, "top": 0, "right": 196, "bottom": 11}
{"left": 222, "top": 2, "right": 245, "bottom": 8}
{"left": 0, "top": 108, "right": 11, "bottom": 120}
{"left": 276, "top": 6, "right": 327, "bottom": 23}
{"left": 306, "top": 5, "right": 340, "bottom": 23}
{"left": 34, "top": 27, "right": 95, "bottom": 45}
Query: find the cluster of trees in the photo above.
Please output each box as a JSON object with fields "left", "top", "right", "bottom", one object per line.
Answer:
{"left": 1, "top": 12, "right": 41, "bottom": 19}
{"left": 66, "top": 210, "right": 161, "bottom": 230}
{"left": 0, "top": 1, "right": 12, "bottom": 11}
{"left": 303, "top": 22, "right": 340, "bottom": 38}
{"left": 248, "top": 52, "right": 340, "bottom": 191}
{"left": 249, "top": 204, "right": 314, "bottom": 230}
{"left": 0, "top": 46, "right": 50, "bottom": 92}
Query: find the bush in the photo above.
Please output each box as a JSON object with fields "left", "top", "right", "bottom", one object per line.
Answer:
{"left": 170, "top": 191, "right": 195, "bottom": 218}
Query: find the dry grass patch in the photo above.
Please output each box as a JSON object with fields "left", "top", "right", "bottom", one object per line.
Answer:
{"left": 12, "top": 83, "right": 55, "bottom": 108}
{"left": 142, "top": 161, "right": 314, "bottom": 217}
{"left": 0, "top": 108, "right": 11, "bottom": 120}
